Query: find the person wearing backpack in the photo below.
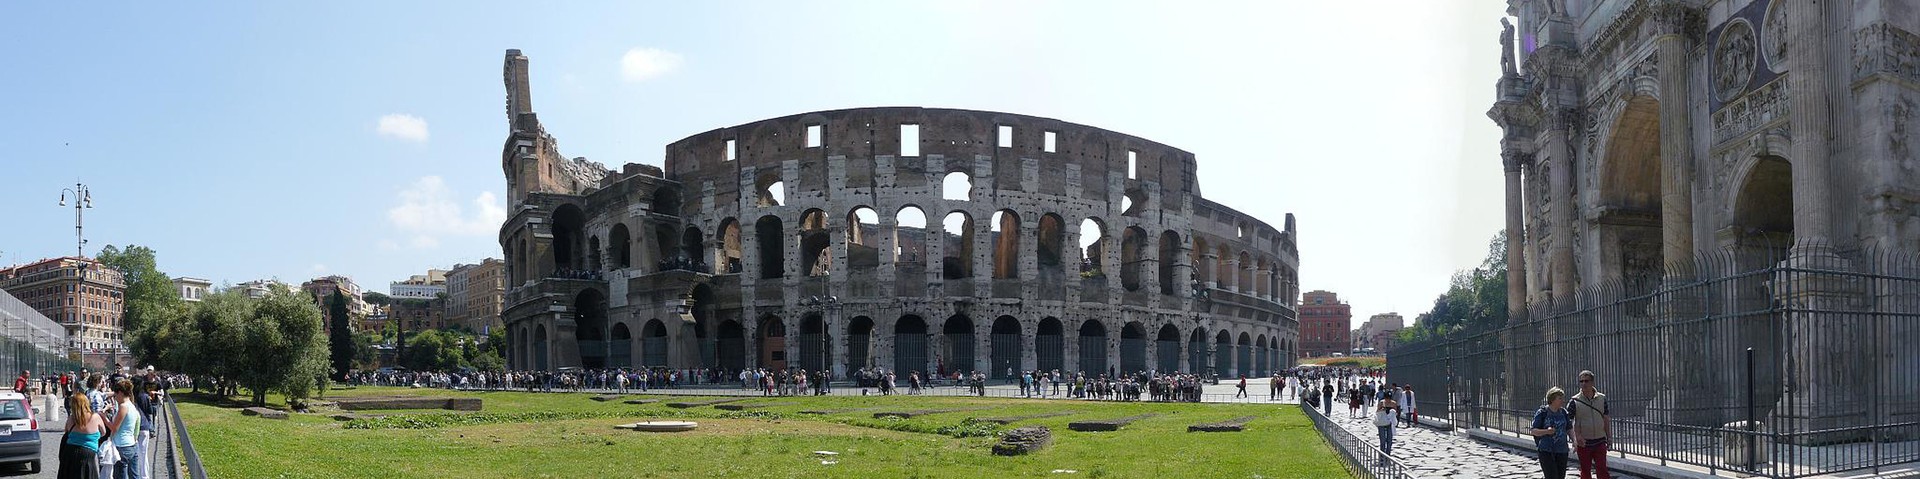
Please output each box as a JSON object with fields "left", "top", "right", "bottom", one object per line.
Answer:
{"left": 1374, "top": 390, "right": 1400, "bottom": 455}
{"left": 1530, "top": 387, "right": 1574, "bottom": 479}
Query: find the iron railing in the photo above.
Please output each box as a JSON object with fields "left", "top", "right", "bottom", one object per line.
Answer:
{"left": 164, "top": 395, "right": 207, "bottom": 479}
{"left": 1388, "top": 247, "right": 1920, "bottom": 478}
{"left": 1299, "top": 400, "right": 1423, "bottom": 479}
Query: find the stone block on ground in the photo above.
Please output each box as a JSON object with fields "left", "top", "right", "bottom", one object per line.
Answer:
{"left": 992, "top": 426, "right": 1053, "bottom": 456}
{"left": 871, "top": 407, "right": 992, "bottom": 419}
{"left": 241, "top": 407, "right": 289, "bottom": 419}
{"left": 666, "top": 397, "right": 750, "bottom": 409}
{"left": 1067, "top": 414, "right": 1157, "bottom": 432}
{"left": 715, "top": 402, "right": 793, "bottom": 411}
{"left": 591, "top": 394, "right": 624, "bottom": 402}
{"left": 1187, "top": 416, "right": 1257, "bottom": 432}
{"left": 798, "top": 407, "right": 876, "bottom": 415}
{"left": 977, "top": 411, "right": 1077, "bottom": 425}
{"left": 623, "top": 399, "right": 659, "bottom": 405}
{"left": 335, "top": 395, "right": 484, "bottom": 411}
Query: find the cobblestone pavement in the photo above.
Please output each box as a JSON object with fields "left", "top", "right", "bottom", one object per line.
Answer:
{"left": 1322, "top": 406, "right": 1647, "bottom": 479}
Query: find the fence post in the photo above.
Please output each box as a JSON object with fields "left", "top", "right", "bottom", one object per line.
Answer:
{"left": 1746, "top": 346, "right": 1756, "bottom": 472}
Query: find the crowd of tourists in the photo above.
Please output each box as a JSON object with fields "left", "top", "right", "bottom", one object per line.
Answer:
{"left": 13, "top": 367, "right": 167, "bottom": 479}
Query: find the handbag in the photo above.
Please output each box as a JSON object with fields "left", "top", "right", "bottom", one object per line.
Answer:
{"left": 1373, "top": 409, "right": 1395, "bottom": 427}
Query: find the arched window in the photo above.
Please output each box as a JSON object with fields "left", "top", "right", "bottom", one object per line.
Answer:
{"left": 990, "top": 210, "right": 1020, "bottom": 279}
{"left": 942, "top": 211, "right": 974, "bottom": 279}
{"left": 895, "top": 206, "right": 928, "bottom": 266}
{"left": 755, "top": 216, "right": 784, "bottom": 279}
{"left": 800, "top": 209, "right": 831, "bottom": 276}
{"left": 847, "top": 207, "right": 880, "bottom": 271}
{"left": 1079, "top": 218, "right": 1106, "bottom": 275}
{"left": 942, "top": 172, "right": 971, "bottom": 201}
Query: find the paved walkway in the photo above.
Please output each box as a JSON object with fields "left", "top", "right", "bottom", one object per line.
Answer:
{"left": 1317, "top": 403, "right": 1646, "bottom": 479}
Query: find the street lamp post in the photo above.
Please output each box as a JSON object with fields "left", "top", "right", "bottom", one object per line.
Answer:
{"left": 58, "top": 183, "right": 94, "bottom": 258}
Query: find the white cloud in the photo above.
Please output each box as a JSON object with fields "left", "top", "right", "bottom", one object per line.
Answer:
{"left": 310, "top": 264, "right": 328, "bottom": 273}
{"left": 376, "top": 114, "right": 430, "bottom": 142}
{"left": 386, "top": 176, "right": 506, "bottom": 249}
{"left": 620, "top": 47, "right": 683, "bottom": 82}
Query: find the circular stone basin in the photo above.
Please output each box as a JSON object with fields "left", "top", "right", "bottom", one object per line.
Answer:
{"left": 617, "top": 421, "right": 698, "bottom": 432}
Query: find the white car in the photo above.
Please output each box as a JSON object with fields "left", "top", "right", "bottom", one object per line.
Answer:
{"left": 0, "top": 392, "right": 40, "bottom": 473}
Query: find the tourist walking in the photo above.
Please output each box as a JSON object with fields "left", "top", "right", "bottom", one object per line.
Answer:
{"left": 1374, "top": 389, "right": 1400, "bottom": 455}
{"left": 107, "top": 379, "right": 144, "bottom": 479}
{"left": 1570, "top": 370, "right": 1612, "bottom": 479}
{"left": 1529, "top": 387, "right": 1574, "bottom": 479}
{"left": 1235, "top": 375, "right": 1248, "bottom": 398}
{"left": 1322, "top": 381, "right": 1335, "bottom": 415}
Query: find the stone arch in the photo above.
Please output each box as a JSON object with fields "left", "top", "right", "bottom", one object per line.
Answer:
{"left": 550, "top": 204, "right": 587, "bottom": 272}
{"left": 653, "top": 186, "right": 682, "bottom": 216}
{"left": 1235, "top": 332, "right": 1252, "bottom": 378}
{"left": 717, "top": 319, "right": 745, "bottom": 371}
{"left": 587, "top": 235, "right": 603, "bottom": 271}
{"left": 1237, "top": 252, "right": 1253, "bottom": 293}
{"left": 610, "top": 322, "right": 633, "bottom": 368}
{"left": 1079, "top": 217, "right": 1107, "bottom": 275}
{"left": 642, "top": 319, "right": 669, "bottom": 367}
{"left": 1596, "top": 95, "right": 1666, "bottom": 283}
{"left": 847, "top": 206, "right": 880, "bottom": 271}
{"left": 681, "top": 226, "right": 705, "bottom": 269}
{"left": 755, "top": 215, "right": 784, "bottom": 279}
{"left": 1192, "top": 236, "right": 1211, "bottom": 284}
{"left": 1729, "top": 154, "right": 1793, "bottom": 254}
{"left": 1036, "top": 213, "right": 1065, "bottom": 269}
{"left": 1214, "top": 330, "right": 1232, "bottom": 377}
{"left": 755, "top": 314, "right": 787, "bottom": 370}
{"left": 574, "top": 288, "right": 609, "bottom": 369}
{"left": 800, "top": 209, "right": 831, "bottom": 276}
{"left": 991, "top": 210, "right": 1021, "bottom": 279}
{"left": 1078, "top": 319, "right": 1109, "bottom": 376}
{"left": 534, "top": 324, "right": 550, "bottom": 371}
{"left": 690, "top": 283, "right": 715, "bottom": 365}
{"left": 940, "top": 314, "right": 976, "bottom": 376}
{"left": 1120, "top": 187, "right": 1148, "bottom": 217}
{"left": 1036, "top": 317, "right": 1065, "bottom": 373}
{"left": 1215, "top": 245, "right": 1234, "bottom": 291}
{"left": 1155, "top": 324, "right": 1181, "bottom": 373}
{"left": 1188, "top": 326, "right": 1208, "bottom": 375}
{"left": 895, "top": 206, "right": 928, "bottom": 265}
{"left": 1255, "top": 333, "right": 1270, "bottom": 376}
{"left": 755, "top": 172, "right": 785, "bottom": 207}
{"left": 942, "top": 171, "right": 972, "bottom": 201}
{"left": 846, "top": 316, "right": 876, "bottom": 370}
{"left": 1158, "top": 230, "right": 1181, "bottom": 296}
{"left": 942, "top": 211, "right": 975, "bottom": 279}
{"left": 608, "top": 223, "right": 633, "bottom": 269}
{"left": 894, "top": 315, "right": 929, "bottom": 375}
{"left": 1120, "top": 321, "right": 1147, "bottom": 374}
{"left": 1120, "top": 226, "right": 1148, "bottom": 291}
{"left": 798, "top": 313, "right": 829, "bottom": 372}
{"left": 717, "top": 218, "right": 742, "bottom": 274}
{"left": 990, "top": 316, "right": 1022, "bottom": 379}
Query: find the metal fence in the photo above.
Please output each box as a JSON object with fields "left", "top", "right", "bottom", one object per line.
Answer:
{"left": 0, "top": 288, "right": 78, "bottom": 375}
{"left": 1388, "top": 247, "right": 1920, "bottom": 478}
{"left": 164, "top": 395, "right": 208, "bottom": 479}
{"left": 1299, "top": 399, "right": 1423, "bottom": 479}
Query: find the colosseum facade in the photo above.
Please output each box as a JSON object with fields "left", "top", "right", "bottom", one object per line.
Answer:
{"left": 498, "top": 49, "right": 1301, "bottom": 379}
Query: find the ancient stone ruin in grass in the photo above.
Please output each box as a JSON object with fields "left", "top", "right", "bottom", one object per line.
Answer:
{"left": 666, "top": 397, "right": 750, "bottom": 409}
{"left": 993, "top": 426, "right": 1053, "bottom": 456}
{"left": 976, "top": 411, "right": 1077, "bottom": 425}
{"left": 1187, "top": 416, "right": 1256, "bottom": 432}
{"left": 1067, "top": 414, "right": 1157, "bottom": 432}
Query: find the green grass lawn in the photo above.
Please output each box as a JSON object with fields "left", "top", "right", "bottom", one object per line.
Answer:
{"left": 177, "top": 387, "right": 1348, "bottom": 479}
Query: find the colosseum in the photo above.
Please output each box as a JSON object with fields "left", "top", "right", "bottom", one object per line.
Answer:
{"left": 498, "top": 49, "right": 1301, "bottom": 380}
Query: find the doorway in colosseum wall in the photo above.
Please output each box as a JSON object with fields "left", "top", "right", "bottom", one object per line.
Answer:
{"left": 717, "top": 219, "right": 742, "bottom": 274}
{"left": 848, "top": 207, "right": 880, "bottom": 271}
{"left": 894, "top": 315, "right": 928, "bottom": 375}
{"left": 756, "top": 314, "right": 786, "bottom": 370}
{"left": 1188, "top": 327, "right": 1207, "bottom": 375}
{"left": 574, "top": 289, "right": 609, "bottom": 369}
{"left": 1159, "top": 230, "right": 1181, "bottom": 296}
{"left": 1037, "top": 317, "right": 1064, "bottom": 373}
{"left": 991, "top": 210, "right": 1021, "bottom": 279}
{"left": 942, "top": 211, "right": 974, "bottom": 279}
{"left": 1079, "top": 218, "right": 1107, "bottom": 276}
{"left": 1037, "top": 213, "right": 1064, "bottom": 269}
{"left": 846, "top": 316, "right": 874, "bottom": 370}
{"left": 1120, "top": 322, "right": 1147, "bottom": 374}
{"left": 801, "top": 209, "right": 831, "bottom": 276}
{"left": 990, "top": 316, "right": 1020, "bottom": 379}
{"left": 894, "top": 206, "right": 928, "bottom": 268}
{"left": 1078, "top": 320, "right": 1109, "bottom": 376}
{"left": 609, "top": 224, "right": 632, "bottom": 269}
{"left": 941, "top": 314, "right": 975, "bottom": 377}
{"left": 1121, "top": 227, "right": 1148, "bottom": 291}
{"left": 756, "top": 216, "right": 784, "bottom": 279}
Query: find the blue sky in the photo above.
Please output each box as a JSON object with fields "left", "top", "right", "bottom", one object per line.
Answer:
{"left": 1, "top": 1, "right": 1508, "bottom": 328}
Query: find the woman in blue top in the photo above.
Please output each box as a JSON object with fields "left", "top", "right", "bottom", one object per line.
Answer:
{"left": 106, "top": 379, "right": 143, "bottom": 479}
{"left": 59, "top": 392, "right": 104, "bottom": 479}
{"left": 1529, "top": 387, "right": 1573, "bottom": 479}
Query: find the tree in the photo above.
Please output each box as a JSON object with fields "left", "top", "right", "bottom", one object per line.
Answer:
{"left": 233, "top": 288, "right": 330, "bottom": 406}
{"left": 352, "top": 331, "right": 382, "bottom": 369}
{"left": 98, "top": 245, "right": 180, "bottom": 365}
{"left": 327, "top": 290, "right": 354, "bottom": 381}
{"left": 400, "top": 329, "right": 468, "bottom": 372}
{"left": 361, "top": 291, "right": 391, "bottom": 306}
{"left": 1410, "top": 230, "right": 1510, "bottom": 340}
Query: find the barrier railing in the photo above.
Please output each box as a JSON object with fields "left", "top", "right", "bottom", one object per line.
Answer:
{"left": 164, "top": 395, "right": 207, "bottom": 479}
{"left": 1299, "top": 400, "right": 1423, "bottom": 479}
